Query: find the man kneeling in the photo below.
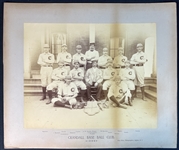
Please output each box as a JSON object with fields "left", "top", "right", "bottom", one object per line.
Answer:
{"left": 108, "top": 76, "right": 132, "bottom": 109}
{"left": 51, "top": 75, "right": 78, "bottom": 109}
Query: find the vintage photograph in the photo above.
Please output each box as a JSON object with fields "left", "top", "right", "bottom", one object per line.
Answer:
{"left": 24, "top": 23, "right": 157, "bottom": 129}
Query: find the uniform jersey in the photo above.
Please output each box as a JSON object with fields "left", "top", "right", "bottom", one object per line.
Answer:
{"left": 69, "top": 68, "right": 84, "bottom": 80}
{"left": 108, "top": 82, "right": 128, "bottom": 98}
{"left": 98, "top": 55, "right": 113, "bottom": 68}
{"left": 72, "top": 53, "right": 86, "bottom": 66}
{"left": 85, "top": 67, "right": 103, "bottom": 85}
{"left": 57, "top": 52, "right": 72, "bottom": 65}
{"left": 58, "top": 82, "right": 78, "bottom": 96}
{"left": 103, "top": 67, "right": 117, "bottom": 80}
{"left": 51, "top": 67, "right": 68, "bottom": 81}
{"left": 37, "top": 52, "right": 55, "bottom": 65}
{"left": 130, "top": 51, "right": 147, "bottom": 64}
{"left": 85, "top": 50, "right": 99, "bottom": 63}
{"left": 113, "top": 55, "right": 127, "bottom": 67}
{"left": 121, "top": 68, "right": 135, "bottom": 81}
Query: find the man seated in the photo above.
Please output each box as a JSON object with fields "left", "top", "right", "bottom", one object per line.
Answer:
{"left": 108, "top": 76, "right": 132, "bottom": 108}
{"left": 46, "top": 61, "right": 68, "bottom": 104}
{"left": 85, "top": 60, "right": 103, "bottom": 101}
{"left": 51, "top": 75, "right": 78, "bottom": 109}
{"left": 102, "top": 60, "right": 117, "bottom": 100}
{"left": 120, "top": 60, "right": 136, "bottom": 100}
{"left": 69, "top": 60, "right": 87, "bottom": 102}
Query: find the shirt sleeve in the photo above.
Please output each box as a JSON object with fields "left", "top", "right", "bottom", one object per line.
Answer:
{"left": 96, "top": 69, "right": 103, "bottom": 83}
{"left": 108, "top": 85, "right": 114, "bottom": 98}
{"left": 37, "top": 54, "right": 46, "bottom": 65}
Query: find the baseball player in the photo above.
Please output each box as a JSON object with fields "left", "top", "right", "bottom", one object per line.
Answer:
{"left": 113, "top": 47, "right": 127, "bottom": 74}
{"left": 57, "top": 44, "right": 72, "bottom": 73}
{"left": 102, "top": 60, "right": 117, "bottom": 100}
{"left": 72, "top": 45, "right": 86, "bottom": 71}
{"left": 108, "top": 76, "right": 132, "bottom": 108}
{"left": 130, "top": 43, "right": 148, "bottom": 101}
{"left": 37, "top": 44, "right": 55, "bottom": 101}
{"left": 51, "top": 75, "right": 78, "bottom": 109}
{"left": 85, "top": 43, "right": 99, "bottom": 70}
{"left": 98, "top": 48, "right": 113, "bottom": 73}
{"left": 69, "top": 60, "right": 87, "bottom": 102}
{"left": 120, "top": 60, "right": 135, "bottom": 100}
{"left": 46, "top": 61, "right": 68, "bottom": 104}
{"left": 85, "top": 60, "right": 103, "bottom": 101}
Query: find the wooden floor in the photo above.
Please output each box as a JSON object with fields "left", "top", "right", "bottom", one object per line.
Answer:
{"left": 24, "top": 96, "right": 157, "bottom": 129}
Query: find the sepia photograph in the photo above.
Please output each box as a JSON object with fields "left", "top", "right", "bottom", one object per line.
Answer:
{"left": 24, "top": 23, "right": 157, "bottom": 129}
{"left": 4, "top": 3, "right": 176, "bottom": 148}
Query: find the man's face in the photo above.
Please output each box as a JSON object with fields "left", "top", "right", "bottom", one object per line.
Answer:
{"left": 137, "top": 46, "right": 143, "bottom": 52}
{"left": 44, "top": 47, "right": 50, "bottom": 53}
{"left": 116, "top": 79, "right": 121, "bottom": 85}
{"left": 92, "top": 62, "right": 97, "bottom": 67}
{"left": 62, "top": 45, "right": 67, "bottom": 52}
{"left": 74, "top": 63, "right": 79, "bottom": 69}
{"left": 90, "top": 45, "right": 95, "bottom": 51}
{"left": 103, "top": 51, "right": 108, "bottom": 56}
{"left": 66, "top": 80, "right": 71, "bottom": 85}
{"left": 118, "top": 50, "right": 123, "bottom": 55}
{"left": 76, "top": 47, "right": 82, "bottom": 54}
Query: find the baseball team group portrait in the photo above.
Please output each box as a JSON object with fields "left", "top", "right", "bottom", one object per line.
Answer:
{"left": 24, "top": 23, "right": 157, "bottom": 129}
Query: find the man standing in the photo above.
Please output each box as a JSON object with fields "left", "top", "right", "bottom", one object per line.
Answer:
{"left": 121, "top": 60, "right": 136, "bottom": 100}
{"left": 98, "top": 47, "right": 113, "bottom": 73}
{"left": 113, "top": 47, "right": 127, "bottom": 74}
{"left": 46, "top": 61, "right": 68, "bottom": 104}
{"left": 72, "top": 45, "right": 86, "bottom": 71}
{"left": 51, "top": 75, "right": 78, "bottom": 109}
{"left": 85, "top": 60, "right": 103, "bottom": 101}
{"left": 37, "top": 44, "right": 55, "bottom": 101}
{"left": 130, "top": 43, "right": 148, "bottom": 101}
{"left": 108, "top": 76, "right": 131, "bottom": 108}
{"left": 85, "top": 43, "right": 99, "bottom": 70}
{"left": 57, "top": 44, "right": 72, "bottom": 73}
{"left": 69, "top": 60, "right": 87, "bottom": 102}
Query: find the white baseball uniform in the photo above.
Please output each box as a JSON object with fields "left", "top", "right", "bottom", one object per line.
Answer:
{"left": 37, "top": 52, "right": 55, "bottom": 87}
{"left": 130, "top": 51, "right": 147, "bottom": 87}
{"left": 47, "top": 67, "right": 68, "bottom": 90}
{"left": 52, "top": 82, "right": 78, "bottom": 105}
{"left": 102, "top": 67, "right": 117, "bottom": 90}
{"left": 57, "top": 52, "right": 72, "bottom": 73}
{"left": 69, "top": 68, "right": 86, "bottom": 90}
{"left": 120, "top": 68, "right": 135, "bottom": 90}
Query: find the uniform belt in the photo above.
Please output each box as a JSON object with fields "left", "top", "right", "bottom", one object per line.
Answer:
{"left": 99, "top": 66, "right": 106, "bottom": 69}
{"left": 115, "top": 66, "right": 125, "bottom": 69}
{"left": 42, "top": 64, "right": 52, "bottom": 67}
{"left": 133, "top": 64, "right": 143, "bottom": 66}
{"left": 79, "top": 65, "right": 84, "bottom": 67}
{"left": 63, "top": 95, "right": 73, "bottom": 97}
{"left": 64, "top": 64, "right": 70, "bottom": 66}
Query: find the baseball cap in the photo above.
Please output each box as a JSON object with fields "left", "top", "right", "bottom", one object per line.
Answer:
{"left": 137, "top": 43, "right": 143, "bottom": 47}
